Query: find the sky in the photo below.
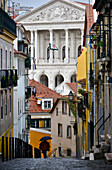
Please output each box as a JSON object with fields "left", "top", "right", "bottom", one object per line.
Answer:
{"left": 9, "top": 0, "right": 93, "bottom": 8}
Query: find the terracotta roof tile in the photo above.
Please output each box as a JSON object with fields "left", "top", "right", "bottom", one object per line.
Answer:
{"left": 28, "top": 79, "right": 62, "bottom": 113}
{"left": 76, "top": 2, "right": 94, "bottom": 31}
{"left": 66, "top": 83, "right": 77, "bottom": 93}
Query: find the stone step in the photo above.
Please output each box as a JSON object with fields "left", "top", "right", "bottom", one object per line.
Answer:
{"left": 94, "top": 152, "right": 104, "bottom": 160}
{"left": 105, "top": 153, "right": 112, "bottom": 165}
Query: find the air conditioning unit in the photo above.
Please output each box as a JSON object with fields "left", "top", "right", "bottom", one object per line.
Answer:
{"left": 37, "top": 100, "right": 41, "bottom": 105}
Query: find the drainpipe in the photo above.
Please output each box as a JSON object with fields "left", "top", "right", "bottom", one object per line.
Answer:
{"left": 94, "top": 49, "right": 96, "bottom": 147}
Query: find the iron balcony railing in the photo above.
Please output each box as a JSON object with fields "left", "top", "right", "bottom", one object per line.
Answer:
{"left": 25, "top": 56, "right": 31, "bottom": 69}
{"left": 0, "top": 69, "right": 18, "bottom": 88}
{"left": 0, "top": 8, "right": 16, "bottom": 36}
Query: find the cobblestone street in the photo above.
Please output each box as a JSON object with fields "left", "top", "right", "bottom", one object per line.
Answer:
{"left": 0, "top": 157, "right": 112, "bottom": 170}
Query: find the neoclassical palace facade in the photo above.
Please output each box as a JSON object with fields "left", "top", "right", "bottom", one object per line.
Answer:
{"left": 16, "top": 0, "right": 86, "bottom": 90}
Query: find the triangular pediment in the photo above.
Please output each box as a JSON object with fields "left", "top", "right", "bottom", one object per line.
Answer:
{"left": 16, "top": 0, "right": 85, "bottom": 23}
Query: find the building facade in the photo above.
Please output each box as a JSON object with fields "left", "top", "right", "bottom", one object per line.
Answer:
{"left": 15, "top": 0, "right": 86, "bottom": 90}
{"left": 0, "top": 6, "right": 16, "bottom": 154}
{"left": 51, "top": 98, "right": 76, "bottom": 157}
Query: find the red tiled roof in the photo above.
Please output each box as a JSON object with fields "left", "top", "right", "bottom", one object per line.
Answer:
{"left": 66, "top": 83, "right": 77, "bottom": 93}
{"left": 76, "top": 2, "right": 94, "bottom": 31}
{"left": 11, "top": 14, "right": 18, "bottom": 20}
{"left": 28, "top": 79, "right": 62, "bottom": 113}
{"left": 14, "top": 49, "right": 28, "bottom": 57}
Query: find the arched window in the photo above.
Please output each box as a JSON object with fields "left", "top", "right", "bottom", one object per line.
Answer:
{"left": 62, "top": 46, "right": 70, "bottom": 60}
{"left": 40, "top": 75, "right": 48, "bottom": 87}
{"left": 62, "top": 46, "right": 65, "bottom": 60}
{"left": 47, "top": 47, "right": 50, "bottom": 60}
{"left": 71, "top": 75, "right": 76, "bottom": 83}
{"left": 78, "top": 45, "right": 81, "bottom": 57}
{"left": 55, "top": 74, "right": 64, "bottom": 87}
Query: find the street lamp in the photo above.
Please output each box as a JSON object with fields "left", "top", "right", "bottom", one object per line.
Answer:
{"left": 68, "top": 91, "right": 74, "bottom": 101}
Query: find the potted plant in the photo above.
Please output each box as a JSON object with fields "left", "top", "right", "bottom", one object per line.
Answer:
{"left": 94, "top": 44, "right": 97, "bottom": 49}
{"left": 8, "top": 77, "right": 11, "bottom": 86}
{"left": 99, "top": 41, "right": 103, "bottom": 47}
{"left": 12, "top": 74, "right": 19, "bottom": 86}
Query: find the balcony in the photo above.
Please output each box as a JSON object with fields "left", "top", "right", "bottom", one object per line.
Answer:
{"left": 0, "top": 70, "right": 8, "bottom": 88}
{"left": 0, "top": 8, "right": 16, "bottom": 36}
{"left": 25, "top": 57, "right": 31, "bottom": 69}
{"left": 18, "top": 40, "right": 28, "bottom": 55}
{"left": 25, "top": 87, "right": 31, "bottom": 99}
{"left": 0, "top": 69, "right": 18, "bottom": 88}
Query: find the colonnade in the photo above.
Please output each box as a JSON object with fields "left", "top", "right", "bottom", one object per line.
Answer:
{"left": 30, "top": 29, "right": 84, "bottom": 67}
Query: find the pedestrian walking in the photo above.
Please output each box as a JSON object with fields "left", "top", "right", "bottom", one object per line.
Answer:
{"left": 39, "top": 140, "right": 50, "bottom": 158}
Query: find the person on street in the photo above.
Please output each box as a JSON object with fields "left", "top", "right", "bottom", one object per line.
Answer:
{"left": 39, "top": 140, "right": 50, "bottom": 158}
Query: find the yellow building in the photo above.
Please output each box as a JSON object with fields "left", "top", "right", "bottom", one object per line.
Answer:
{"left": 0, "top": 6, "right": 16, "bottom": 158}
{"left": 30, "top": 128, "right": 51, "bottom": 158}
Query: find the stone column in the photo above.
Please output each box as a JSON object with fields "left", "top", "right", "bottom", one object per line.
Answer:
{"left": 65, "top": 29, "right": 68, "bottom": 63}
{"left": 55, "top": 32, "right": 59, "bottom": 60}
{"left": 35, "top": 30, "right": 38, "bottom": 62}
{"left": 40, "top": 33, "right": 44, "bottom": 61}
{"left": 49, "top": 29, "right": 53, "bottom": 63}
{"left": 31, "top": 30, "right": 34, "bottom": 70}
{"left": 71, "top": 31, "right": 75, "bottom": 61}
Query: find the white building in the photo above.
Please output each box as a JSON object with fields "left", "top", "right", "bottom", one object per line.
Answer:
{"left": 15, "top": 0, "right": 86, "bottom": 90}
{"left": 13, "top": 24, "right": 28, "bottom": 140}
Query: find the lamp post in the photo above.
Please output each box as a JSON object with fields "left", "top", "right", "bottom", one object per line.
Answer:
{"left": 68, "top": 91, "right": 78, "bottom": 158}
{"left": 68, "top": 91, "right": 74, "bottom": 101}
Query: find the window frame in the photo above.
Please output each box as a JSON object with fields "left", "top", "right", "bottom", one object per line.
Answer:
{"left": 10, "top": 51, "right": 11, "bottom": 68}
{"left": 5, "top": 92, "right": 7, "bottom": 115}
{"left": 1, "top": 49, "right": 2, "bottom": 69}
{"left": 62, "top": 100, "right": 67, "bottom": 115}
{"left": 1, "top": 93, "right": 3, "bottom": 119}
{"left": 9, "top": 95, "right": 11, "bottom": 113}
{"left": 69, "top": 107, "right": 71, "bottom": 116}
{"left": 44, "top": 100, "right": 51, "bottom": 110}
{"left": 58, "top": 123, "right": 63, "bottom": 137}
{"left": 5, "top": 50, "right": 7, "bottom": 69}
{"left": 67, "top": 126, "right": 71, "bottom": 139}
{"left": 56, "top": 107, "right": 58, "bottom": 116}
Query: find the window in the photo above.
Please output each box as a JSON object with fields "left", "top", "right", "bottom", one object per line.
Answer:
{"left": 56, "top": 107, "right": 58, "bottom": 116}
{"left": 5, "top": 50, "right": 7, "bottom": 69}
{"left": 78, "top": 45, "right": 81, "bottom": 57}
{"left": 10, "top": 51, "right": 11, "bottom": 68}
{"left": 58, "top": 123, "right": 62, "bottom": 137}
{"left": 1, "top": 93, "right": 3, "bottom": 119}
{"left": 69, "top": 107, "right": 71, "bottom": 116}
{"left": 62, "top": 46, "right": 70, "bottom": 60}
{"left": 62, "top": 101, "right": 67, "bottom": 114}
{"left": 31, "top": 119, "right": 39, "bottom": 128}
{"left": 62, "top": 46, "right": 65, "bottom": 60}
{"left": 67, "top": 126, "right": 71, "bottom": 138}
{"left": 39, "top": 120, "right": 45, "bottom": 128}
{"left": 20, "top": 100, "right": 21, "bottom": 114}
{"left": 9, "top": 95, "right": 11, "bottom": 113}
{"left": 18, "top": 59, "right": 20, "bottom": 76}
{"left": 18, "top": 101, "right": 19, "bottom": 115}
{"left": 1, "top": 49, "right": 2, "bottom": 69}
{"left": 67, "top": 149, "right": 71, "bottom": 156}
{"left": 45, "top": 119, "right": 51, "bottom": 128}
{"left": 44, "top": 101, "right": 51, "bottom": 109}
{"left": 31, "top": 119, "right": 51, "bottom": 128}
{"left": 5, "top": 92, "right": 7, "bottom": 115}
{"left": 47, "top": 47, "right": 50, "bottom": 60}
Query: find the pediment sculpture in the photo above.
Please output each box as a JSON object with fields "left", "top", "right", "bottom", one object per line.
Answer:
{"left": 25, "top": 5, "right": 84, "bottom": 22}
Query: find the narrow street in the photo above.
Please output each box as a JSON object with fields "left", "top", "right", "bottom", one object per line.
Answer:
{"left": 0, "top": 157, "right": 112, "bottom": 170}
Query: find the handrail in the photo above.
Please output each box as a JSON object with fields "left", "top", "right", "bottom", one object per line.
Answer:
{"left": 94, "top": 115, "right": 104, "bottom": 127}
{"left": 48, "top": 148, "right": 57, "bottom": 157}
{"left": 97, "top": 114, "right": 110, "bottom": 146}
